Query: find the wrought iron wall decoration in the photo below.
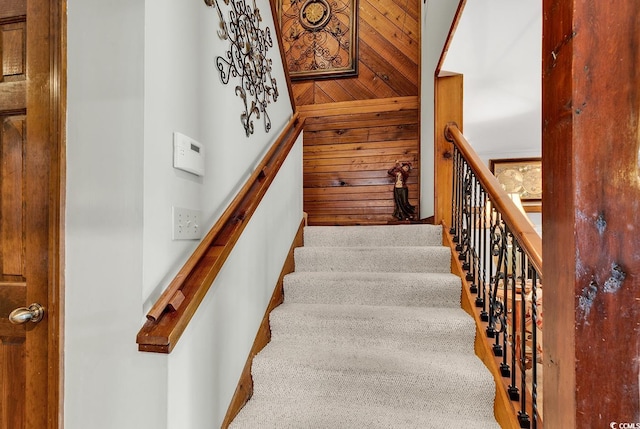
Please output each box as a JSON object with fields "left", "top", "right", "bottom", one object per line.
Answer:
{"left": 279, "top": 0, "right": 358, "bottom": 79}
{"left": 205, "top": 0, "right": 279, "bottom": 137}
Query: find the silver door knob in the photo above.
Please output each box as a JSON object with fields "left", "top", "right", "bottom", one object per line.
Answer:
{"left": 9, "top": 303, "right": 45, "bottom": 324}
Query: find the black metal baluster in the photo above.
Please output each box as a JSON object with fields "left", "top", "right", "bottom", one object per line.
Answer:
{"left": 507, "top": 240, "right": 521, "bottom": 400}
{"left": 476, "top": 187, "right": 487, "bottom": 311}
{"left": 451, "top": 147, "right": 460, "bottom": 240}
{"left": 455, "top": 153, "right": 465, "bottom": 252}
{"left": 530, "top": 269, "right": 540, "bottom": 429}
{"left": 489, "top": 219, "right": 507, "bottom": 359}
{"left": 458, "top": 165, "right": 472, "bottom": 272}
{"left": 518, "top": 243, "right": 531, "bottom": 429}
{"left": 496, "top": 226, "right": 512, "bottom": 365}
{"left": 467, "top": 172, "right": 479, "bottom": 289}
{"left": 482, "top": 198, "right": 496, "bottom": 323}
{"left": 487, "top": 217, "right": 501, "bottom": 338}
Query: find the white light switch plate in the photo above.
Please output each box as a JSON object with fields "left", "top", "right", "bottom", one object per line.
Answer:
{"left": 172, "top": 206, "right": 202, "bottom": 240}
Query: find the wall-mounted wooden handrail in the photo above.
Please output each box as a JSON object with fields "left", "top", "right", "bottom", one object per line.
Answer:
{"left": 444, "top": 122, "right": 542, "bottom": 275}
{"left": 137, "top": 113, "right": 304, "bottom": 353}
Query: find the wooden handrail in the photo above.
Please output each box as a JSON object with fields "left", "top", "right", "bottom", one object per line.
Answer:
{"left": 137, "top": 113, "right": 304, "bottom": 353}
{"left": 444, "top": 122, "right": 542, "bottom": 276}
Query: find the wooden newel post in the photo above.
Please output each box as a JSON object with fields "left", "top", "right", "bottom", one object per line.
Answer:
{"left": 434, "top": 72, "right": 463, "bottom": 226}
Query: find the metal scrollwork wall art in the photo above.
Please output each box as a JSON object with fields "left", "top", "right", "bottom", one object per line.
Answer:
{"left": 205, "top": 0, "right": 279, "bottom": 137}
{"left": 279, "top": 0, "right": 358, "bottom": 79}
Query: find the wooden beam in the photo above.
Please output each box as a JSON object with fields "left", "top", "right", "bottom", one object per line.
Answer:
{"left": 542, "top": 0, "right": 640, "bottom": 426}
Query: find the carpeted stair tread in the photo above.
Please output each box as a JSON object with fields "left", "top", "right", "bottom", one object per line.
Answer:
{"left": 269, "top": 303, "right": 476, "bottom": 353}
{"left": 251, "top": 340, "right": 495, "bottom": 397}
{"left": 294, "top": 246, "right": 451, "bottom": 273}
{"left": 303, "top": 224, "right": 444, "bottom": 248}
{"left": 230, "top": 397, "right": 500, "bottom": 429}
{"left": 232, "top": 342, "right": 499, "bottom": 428}
{"left": 283, "top": 271, "right": 461, "bottom": 307}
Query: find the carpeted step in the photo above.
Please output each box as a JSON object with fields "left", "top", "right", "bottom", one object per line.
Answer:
{"left": 269, "top": 303, "right": 476, "bottom": 354}
{"left": 235, "top": 341, "right": 499, "bottom": 427}
{"left": 303, "top": 224, "right": 444, "bottom": 248}
{"left": 294, "top": 246, "right": 451, "bottom": 273}
{"left": 230, "top": 397, "right": 500, "bottom": 429}
{"left": 283, "top": 271, "right": 462, "bottom": 307}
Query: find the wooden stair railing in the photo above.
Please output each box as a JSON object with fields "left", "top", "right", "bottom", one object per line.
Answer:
{"left": 443, "top": 122, "right": 543, "bottom": 429}
{"left": 445, "top": 123, "right": 542, "bottom": 272}
{"left": 137, "top": 114, "right": 304, "bottom": 353}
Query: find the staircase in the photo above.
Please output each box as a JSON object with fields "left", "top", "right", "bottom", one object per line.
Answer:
{"left": 229, "top": 224, "right": 500, "bottom": 428}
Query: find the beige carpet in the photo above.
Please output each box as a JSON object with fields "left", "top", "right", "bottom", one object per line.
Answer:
{"left": 230, "top": 224, "right": 500, "bottom": 428}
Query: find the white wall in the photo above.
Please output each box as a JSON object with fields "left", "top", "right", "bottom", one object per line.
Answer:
{"left": 66, "top": 1, "right": 168, "bottom": 428}
{"left": 65, "top": 0, "right": 299, "bottom": 427}
{"left": 441, "top": 0, "right": 542, "bottom": 162}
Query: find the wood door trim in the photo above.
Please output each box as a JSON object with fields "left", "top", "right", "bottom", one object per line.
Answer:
{"left": 41, "top": 0, "right": 66, "bottom": 426}
{"left": 50, "top": 0, "right": 65, "bottom": 423}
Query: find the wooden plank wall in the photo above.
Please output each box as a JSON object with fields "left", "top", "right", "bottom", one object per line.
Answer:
{"left": 300, "top": 98, "right": 419, "bottom": 225}
{"left": 282, "top": 0, "right": 421, "bottom": 225}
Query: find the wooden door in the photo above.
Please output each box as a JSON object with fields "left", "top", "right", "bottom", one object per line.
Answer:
{"left": 0, "top": 0, "right": 63, "bottom": 428}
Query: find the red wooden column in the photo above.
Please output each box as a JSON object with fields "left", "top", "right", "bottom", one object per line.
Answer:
{"left": 543, "top": 1, "right": 640, "bottom": 427}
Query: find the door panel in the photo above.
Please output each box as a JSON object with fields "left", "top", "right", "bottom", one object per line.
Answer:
{"left": 0, "top": 337, "right": 25, "bottom": 428}
{"left": 2, "top": 116, "right": 26, "bottom": 276}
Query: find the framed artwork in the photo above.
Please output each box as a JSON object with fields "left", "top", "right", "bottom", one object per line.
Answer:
{"left": 278, "top": 0, "right": 358, "bottom": 80}
{"left": 490, "top": 157, "right": 542, "bottom": 212}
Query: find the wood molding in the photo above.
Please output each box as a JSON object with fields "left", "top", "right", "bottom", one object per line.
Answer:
{"left": 51, "top": 1, "right": 67, "bottom": 426}
{"left": 220, "top": 218, "right": 305, "bottom": 428}
{"left": 297, "top": 96, "right": 419, "bottom": 118}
